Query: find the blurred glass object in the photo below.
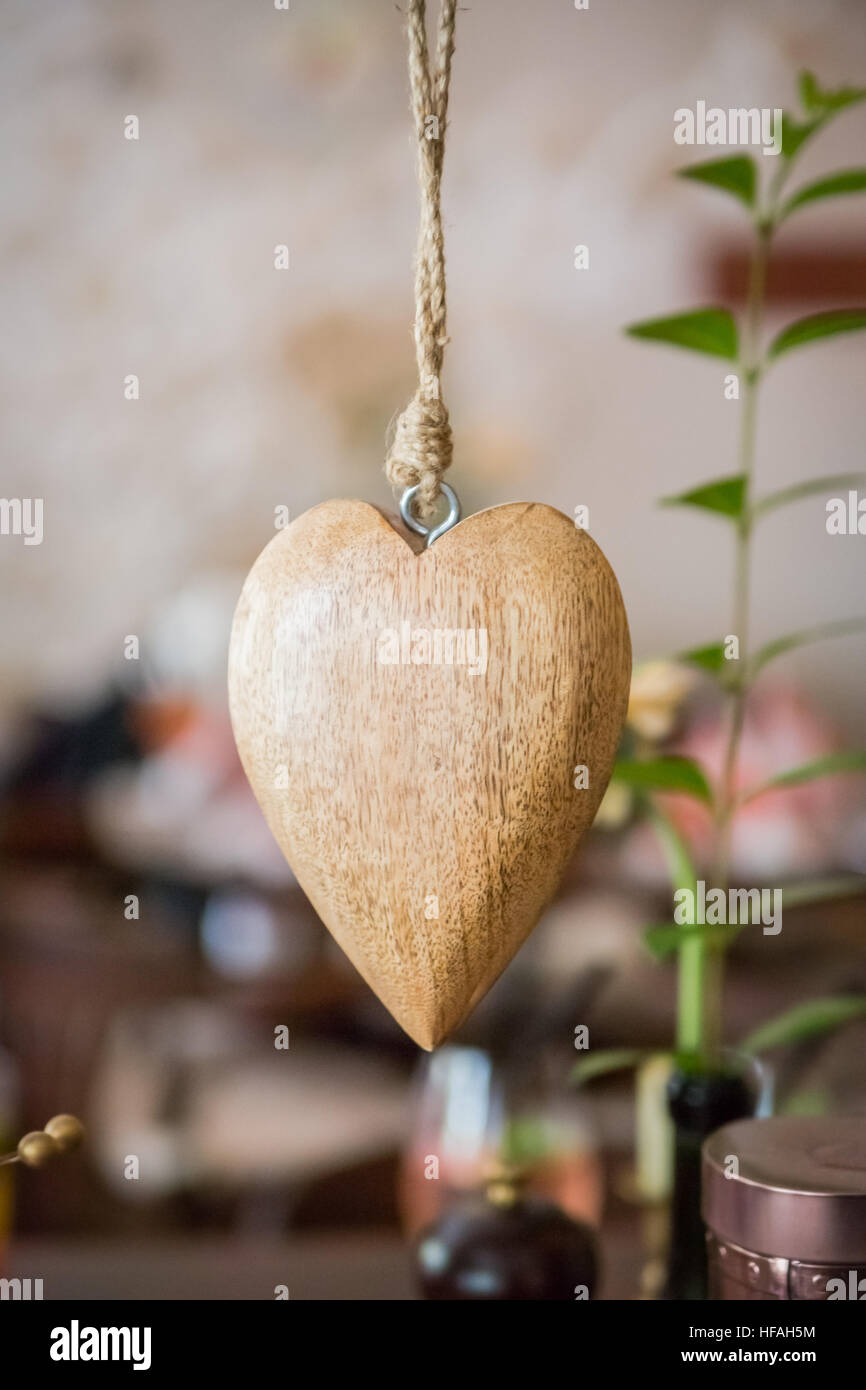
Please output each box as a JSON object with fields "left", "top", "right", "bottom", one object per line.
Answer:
{"left": 399, "top": 1044, "right": 602, "bottom": 1237}
{"left": 200, "top": 891, "right": 283, "bottom": 979}
{"left": 415, "top": 1169, "right": 598, "bottom": 1301}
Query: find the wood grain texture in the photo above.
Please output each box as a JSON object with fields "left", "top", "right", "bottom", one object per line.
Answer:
{"left": 228, "top": 500, "right": 631, "bottom": 1049}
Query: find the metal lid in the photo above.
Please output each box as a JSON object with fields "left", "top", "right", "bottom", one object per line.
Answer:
{"left": 702, "top": 1117, "right": 866, "bottom": 1264}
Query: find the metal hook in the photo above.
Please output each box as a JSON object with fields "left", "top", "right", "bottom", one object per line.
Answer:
{"left": 399, "top": 483, "right": 462, "bottom": 548}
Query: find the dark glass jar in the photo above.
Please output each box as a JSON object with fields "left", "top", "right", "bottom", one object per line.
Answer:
{"left": 662, "top": 1053, "right": 767, "bottom": 1300}
{"left": 414, "top": 1172, "right": 597, "bottom": 1301}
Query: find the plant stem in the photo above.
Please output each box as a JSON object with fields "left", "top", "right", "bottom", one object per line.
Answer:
{"left": 661, "top": 155, "right": 801, "bottom": 1067}
{"left": 715, "top": 236, "right": 767, "bottom": 875}
{"left": 698, "top": 203, "right": 776, "bottom": 1064}
{"left": 677, "top": 913, "right": 707, "bottom": 1058}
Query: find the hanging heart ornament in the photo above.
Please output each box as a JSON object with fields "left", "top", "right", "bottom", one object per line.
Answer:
{"left": 228, "top": 1, "right": 630, "bottom": 1047}
{"left": 228, "top": 498, "right": 630, "bottom": 1048}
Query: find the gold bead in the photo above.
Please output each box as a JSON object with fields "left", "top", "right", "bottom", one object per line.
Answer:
{"left": 44, "top": 1114, "right": 85, "bottom": 1154}
{"left": 17, "top": 1132, "right": 60, "bottom": 1168}
{"left": 483, "top": 1163, "right": 526, "bottom": 1209}
{"left": 486, "top": 1178, "right": 520, "bottom": 1209}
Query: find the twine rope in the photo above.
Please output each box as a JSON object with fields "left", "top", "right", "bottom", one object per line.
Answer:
{"left": 385, "top": 0, "right": 457, "bottom": 520}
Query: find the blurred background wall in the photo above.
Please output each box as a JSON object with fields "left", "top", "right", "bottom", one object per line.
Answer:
{"left": 1, "top": 0, "right": 865, "bottom": 729}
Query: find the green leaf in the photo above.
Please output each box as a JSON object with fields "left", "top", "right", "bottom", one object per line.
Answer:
{"left": 798, "top": 71, "right": 866, "bottom": 117}
{"left": 640, "top": 883, "right": 865, "bottom": 959}
{"left": 571, "top": 1048, "right": 647, "bottom": 1087}
{"left": 742, "top": 996, "right": 866, "bottom": 1055}
{"left": 639, "top": 876, "right": 854, "bottom": 960}
{"left": 742, "top": 750, "right": 866, "bottom": 803}
{"left": 798, "top": 71, "right": 821, "bottom": 113}
{"left": 643, "top": 921, "right": 738, "bottom": 961}
{"left": 781, "top": 169, "right": 866, "bottom": 221}
{"left": 782, "top": 76, "right": 866, "bottom": 162}
{"left": 643, "top": 922, "right": 679, "bottom": 960}
{"left": 781, "top": 112, "right": 822, "bottom": 161}
{"left": 679, "top": 642, "right": 728, "bottom": 674}
{"left": 679, "top": 642, "right": 741, "bottom": 691}
{"left": 753, "top": 471, "right": 866, "bottom": 519}
{"left": 627, "top": 308, "right": 738, "bottom": 360}
{"left": 612, "top": 755, "right": 713, "bottom": 804}
{"left": 768, "top": 309, "right": 866, "bottom": 360}
{"left": 678, "top": 155, "right": 756, "bottom": 209}
{"left": 661, "top": 474, "right": 746, "bottom": 519}
{"left": 781, "top": 876, "right": 866, "bottom": 911}
{"left": 749, "top": 617, "right": 866, "bottom": 676}
{"left": 660, "top": 878, "right": 866, "bottom": 959}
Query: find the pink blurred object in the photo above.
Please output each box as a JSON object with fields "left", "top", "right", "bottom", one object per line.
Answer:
{"left": 630, "top": 685, "right": 855, "bottom": 881}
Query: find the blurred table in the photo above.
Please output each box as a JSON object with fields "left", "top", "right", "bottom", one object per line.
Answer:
{"left": 8, "top": 1235, "right": 415, "bottom": 1301}
{"left": 7, "top": 1225, "right": 640, "bottom": 1299}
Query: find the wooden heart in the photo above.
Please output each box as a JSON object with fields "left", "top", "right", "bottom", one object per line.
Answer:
{"left": 228, "top": 500, "right": 631, "bottom": 1049}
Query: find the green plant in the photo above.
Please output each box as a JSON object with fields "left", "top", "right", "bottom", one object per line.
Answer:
{"left": 576, "top": 72, "right": 866, "bottom": 1084}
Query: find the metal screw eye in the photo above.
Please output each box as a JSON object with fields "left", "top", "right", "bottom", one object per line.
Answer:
{"left": 400, "top": 483, "right": 462, "bottom": 548}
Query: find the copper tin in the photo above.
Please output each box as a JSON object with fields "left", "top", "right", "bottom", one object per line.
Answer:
{"left": 702, "top": 1116, "right": 866, "bottom": 1300}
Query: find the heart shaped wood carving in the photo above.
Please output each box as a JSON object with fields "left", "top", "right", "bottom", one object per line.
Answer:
{"left": 229, "top": 500, "right": 631, "bottom": 1049}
